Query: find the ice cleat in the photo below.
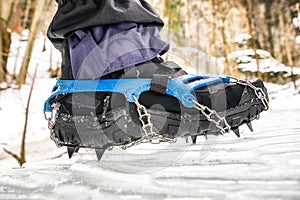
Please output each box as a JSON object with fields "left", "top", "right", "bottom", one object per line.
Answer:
{"left": 44, "top": 59, "right": 269, "bottom": 156}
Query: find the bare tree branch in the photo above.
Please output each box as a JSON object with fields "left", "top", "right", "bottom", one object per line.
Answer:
{"left": 3, "top": 148, "right": 21, "bottom": 165}
{"left": 3, "top": 64, "right": 38, "bottom": 167}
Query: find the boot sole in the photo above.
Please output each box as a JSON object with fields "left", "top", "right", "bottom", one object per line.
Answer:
{"left": 53, "top": 95, "right": 265, "bottom": 149}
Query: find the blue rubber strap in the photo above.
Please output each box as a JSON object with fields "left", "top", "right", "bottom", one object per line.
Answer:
{"left": 44, "top": 75, "right": 230, "bottom": 112}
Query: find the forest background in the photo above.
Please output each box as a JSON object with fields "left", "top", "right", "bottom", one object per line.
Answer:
{"left": 1, "top": 0, "right": 300, "bottom": 88}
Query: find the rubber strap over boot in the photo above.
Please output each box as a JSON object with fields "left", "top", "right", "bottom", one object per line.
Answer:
{"left": 44, "top": 75, "right": 230, "bottom": 112}
{"left": 150, "top": 74, "right": 170, "bottom": 94}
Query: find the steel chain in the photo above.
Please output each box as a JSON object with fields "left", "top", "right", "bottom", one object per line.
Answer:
{"left": 229, "top": 77, "right": 269, "bottom": 111}
{"left": 192, "top": 100, "right": 231, "bottom": 134}
{"left": 46, "top": 103, "right": 64, "bottom": 148}
{"left": 119, "top": 95, "right": 175, "bottom": 150}
{"left": 133, "top": 95, "right": 155, "bottom": 138}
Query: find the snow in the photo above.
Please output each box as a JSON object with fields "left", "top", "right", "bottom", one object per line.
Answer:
{"left": 228, "top": 49, "right": 300, "bottom": 75}
{"left": 0, "top": 30, "right": 63, "bottom": 171}
{"left": 229, "top": 34, "right": 300, "bottom": 77}
{"left": 1, "top": 31, "right": 300, "bottom": 200}
{"left": 0, "top": 78, "right": 54, "bottom": 143}
{"left": 1, "top": 106, "right": 300, "bottom": 200}
{"left": 234, "top": 33, "right": 252, "bottom": 44}
{"left": 296, "top": 36, "right": 300, "bottom": 45}
{"left": 0, "top": 30, "right": 61, "bottom": 146}
{"left": 267, "top": 81, "right": 300, "bottom": 110}
{"left": 7, "top": 30, "right": 61, "bottom": 77}
{"left": 293, "top": 17, "right": 300, "bottom": 28}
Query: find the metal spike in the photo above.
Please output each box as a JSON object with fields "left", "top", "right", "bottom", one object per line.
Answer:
{"left": 246, "top": 122, "right": 254, "bottom": 132}
{"left": 74, "top": 146, "right": 80, "bottom": 153}
{"left": 256, "top": 109, "right": 260, "bottom": 120}
{"left": 95, "top": 149, "right": 105, "bottom": 161}
{"left": 108, "top": 146, "right": 114, "bottom": 151}
{"left": 203, "top": 131, "right": 208, "bottom": 140}
{"left": 191, "top": 135, "right": 197, "bottom": 144}
{"left": 67, "top": 146, "right": 76, "bottom": 159}
{"left": 232, "top": 128, "right": 240, "bottom": 138}
{"left": 185, "top": 137, "right": 189, "bottom": 143}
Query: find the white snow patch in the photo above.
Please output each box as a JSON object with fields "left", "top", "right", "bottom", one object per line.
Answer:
{"left": 266, "top": 80, "right": 300, "bottom": 110}
{"left": 296, "top": 36, "right": 300, "bottom": 45}
{"left": 234, "top": 33, "right": 252, "bottom": 44}
{"left": 7, "top": 30, "right": 61, "bottom": 78}
{"left": 228, "top": 49, "right": 300, "bottom": 75}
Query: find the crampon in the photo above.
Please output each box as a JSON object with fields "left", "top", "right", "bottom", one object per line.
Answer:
{"left": 44, "top": 60, "right": 269, "bottom": 161}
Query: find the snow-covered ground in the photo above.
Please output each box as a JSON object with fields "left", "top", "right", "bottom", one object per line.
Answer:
{"left": 0, "top": 76, "right": 300, "bottom": 200}
{"left": 0, "top": 105, "right": 300, "bottom": 200}
{"left": 1, "top": 31, "right": 300, "bottom": 200}
{"left": 0, "top": 77, "right": 64, "bottom": 170}
{"left": 0, "top": 31, "right": 63, "bottom": 170}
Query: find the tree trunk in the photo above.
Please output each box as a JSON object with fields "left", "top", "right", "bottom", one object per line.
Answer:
{"left": 208, "top": 0, "right": 217, "bottom": 74}
{"left": 17, "top": 0, "right": 46, "bottom": 87}
{"left": 7, "top": 0, "right": 23, "bottom": 32}
{"left": 0, "top": 0, "right": 3, "bottom": 83}
{"left": 184, "top": 0, "right": 191, "bottom": 39}
{"left": 22, "top": 0, "right": 32, "bottom": 29}
{"left": 217, "top": 1, "right": 230, "bottom": 75}
{"left": 246, "top": 0, "right": 262, "bottom": 79}
{"left": 164, "top": 0, "right": 171, "bottom": 61}
{"left": 279, "top": 0, "right": 297, "bottom": 89}
{"left": 196, "top": 20, "right": 200, "bottom": 74}
{"left": 264, "top": 0, "right": 274, "bottom": 56}
{"left": 220, "top": 16, "right": 229, "bottom": 75}
{"left": 0, "top": 0, "right": 12, "bottom": 84}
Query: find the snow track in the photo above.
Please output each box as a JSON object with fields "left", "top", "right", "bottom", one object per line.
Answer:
{"left": 0, "top": 109, "right": 300, "bottom": 200}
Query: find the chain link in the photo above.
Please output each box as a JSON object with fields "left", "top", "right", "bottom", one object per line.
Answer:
{"left": 192, "top": 100, "right": 231, "bottom": 134}
{"left": 46, "top": 103, "right": 64, "bottom": 148}
{"left": 50, "top": 129, "right": 63, "bottom": 148}
{"left": 119, "top": 95, "right": 176, "bottom": 150}
{"left": 229, "top": 77, "right": 269, "bottom": 111}
{"left": 133, "top": 95, "right": 155, "bottom": 138}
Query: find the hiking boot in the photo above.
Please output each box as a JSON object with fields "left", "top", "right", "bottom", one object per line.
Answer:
{"left": 44, "top": 57, "right": 269, "bottom": 157}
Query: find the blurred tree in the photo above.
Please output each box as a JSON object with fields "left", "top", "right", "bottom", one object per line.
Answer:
{"left": 262, "top": 0, "right": 275, "bottom": 56}
{"left": 216, "top": 0, "right": 232, "bottom": 75}
{"left": 277, "top": 0, "right": 298, "bottom": 89}
{"left": 184, "top": 0, "right": 192, "bottom": 39}
{"left": 0, "top": 0, "right": 12, "bottom": 84}
{"left": 241, "top": 0, "right": 263, "bottom": 79}
{"left": 163, "top": 0, "right": 184, "bottom": 32}
{"left": 163, "top": 0, "right": 184, "bottom": 60}
{"left": 1, "top": 0, "right": 299, "bottom": 85}
{"left": 17, "top": 0, "right": 48, "bottom": 87}
{"left": 1, "top": 0, "right": 55, "bottom": 86}
{"left": 208, "top": 0, "right": 217, "bottom": 58}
